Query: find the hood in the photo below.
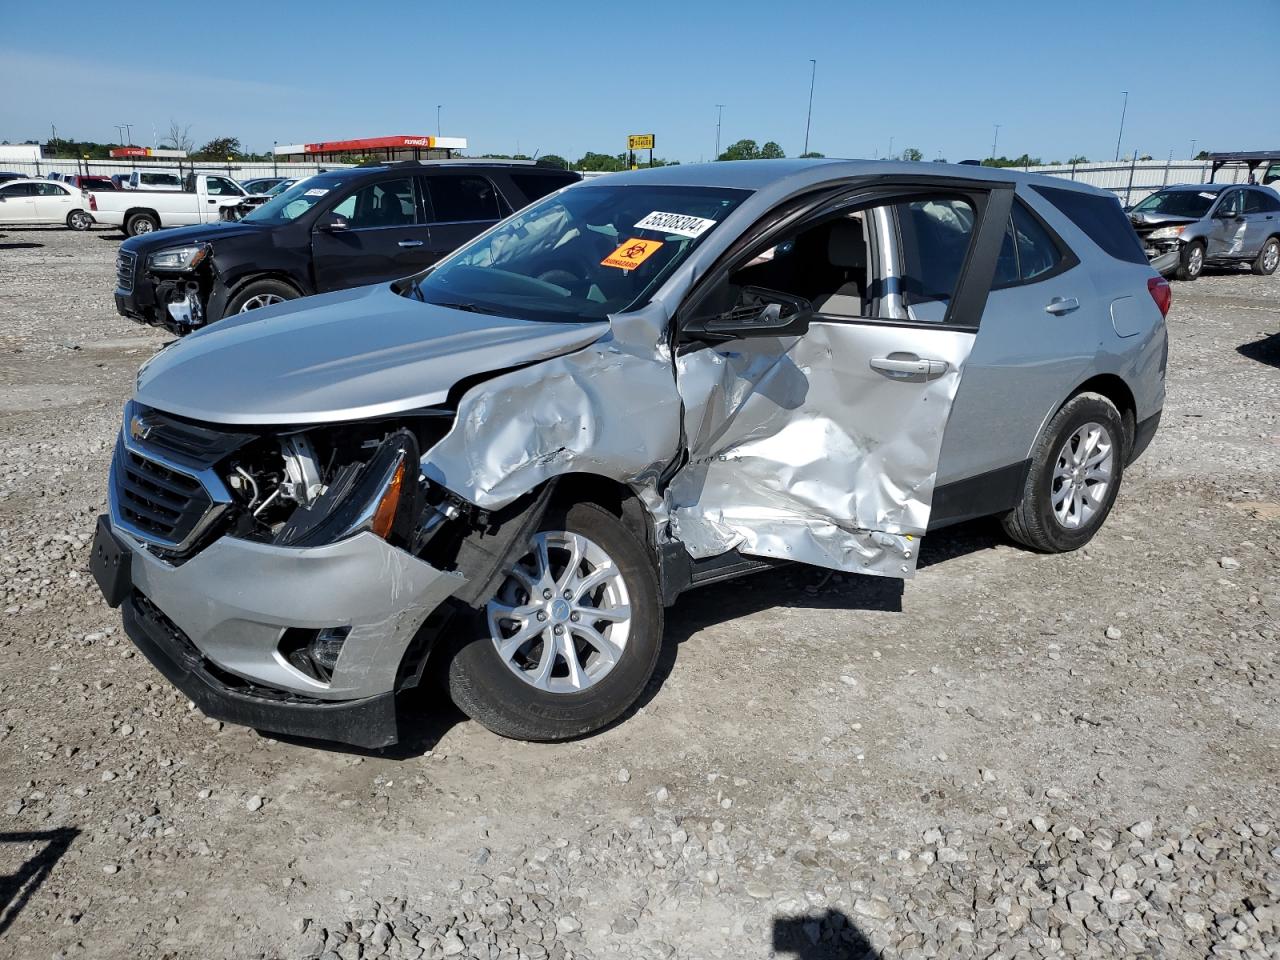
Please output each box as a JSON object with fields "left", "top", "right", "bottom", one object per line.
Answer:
{"left": 1128, "top": 211, "right": 1199, "bottom": 228}
{"left": 134, "top": 284, "right": 609, "bottom": 425}
{"left": 122, "top": 219, "right": 265, "bottom": 255}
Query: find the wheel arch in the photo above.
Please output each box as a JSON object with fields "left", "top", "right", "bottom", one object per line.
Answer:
{"left": 125, "top": 207, "right": 160, "bottom": 225}
{"left": 549, "top": 473, "right": 656, "bottom": 552}
{"left": 1062, "top": 374, "right": 1137, "bottom": 458}
{"left": 226, "top": 271, "right": 306, "bottom": 300}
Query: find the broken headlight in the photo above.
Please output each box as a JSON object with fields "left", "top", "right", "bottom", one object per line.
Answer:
{"left": 1147, "top": 225, "right": 1186, "bottom": 241}
{"left": 147, "top": 244, "right": 210, "bottom": 272}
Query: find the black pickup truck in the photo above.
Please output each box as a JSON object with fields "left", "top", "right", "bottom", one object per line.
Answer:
{"left": 113, "top": 160, "right": 580, "bottom": 333}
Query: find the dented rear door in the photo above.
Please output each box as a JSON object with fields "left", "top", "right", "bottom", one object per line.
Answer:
{"left": 667, "top": 180, "right": 1014, "bottom": 578}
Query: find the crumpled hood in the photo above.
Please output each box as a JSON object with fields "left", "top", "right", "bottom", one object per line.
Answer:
{"left": 1129, "top": 211, "right": 1198, "bottom": 228}
{"left": 135, "top": 284, "right": 609, "bottom": 425}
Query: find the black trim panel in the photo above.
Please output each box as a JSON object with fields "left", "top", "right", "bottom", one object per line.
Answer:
{"left": 1128, "top": 411, "right": 1161, "bottom": 465}
{"left": 928, "top": 459, "right": 1031, "bottom": 531}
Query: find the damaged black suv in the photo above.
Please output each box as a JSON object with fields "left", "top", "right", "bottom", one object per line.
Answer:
{"left": 112, "top": 160, "right": 580, "bottom": 333}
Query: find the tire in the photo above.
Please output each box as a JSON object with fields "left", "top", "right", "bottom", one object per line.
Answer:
{"left": 1252, "top": 236, "right": 1279, "bottom": 276}
{"left": 446, "top": 501, "right": 663, "bottom": 741}
{"left": 1001, "top": 392, "right": 1126, "bottom": 553}
{"left": 222, "top": 279, "right": 299, "bottom": 318}
{"left": 125, "top": 212, "right": 158, "bottom": 237}
{"left": 66, "top": 210, "right": 92, "bottom": 232}
{"left": 1175, "top": 240, "right": 1205, "bottom": 281}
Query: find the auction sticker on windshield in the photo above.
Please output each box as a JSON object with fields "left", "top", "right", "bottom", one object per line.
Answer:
{"left": 602, "top": 238, "right": 664, "bottom": 270}
{"left": 634, "top": 211, "right": 717, "bottom": 239}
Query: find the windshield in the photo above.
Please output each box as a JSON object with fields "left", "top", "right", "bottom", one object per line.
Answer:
{"left": 243, "top": 175, "right": 355, "bottom": 224}
{"left": 407, "top": 183, "right": 750, "bottom": 322}
{"left": 1133, "top": 189, "right": 1216, "bottom": 218}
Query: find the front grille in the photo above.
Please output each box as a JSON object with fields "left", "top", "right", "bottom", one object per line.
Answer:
{"left": 116, "top": 250, "right": 136, "bottom": 292}
{"left": 130, "top": 408, "right": 254, "bottom": 465}
{"left": 114, "top": 446, "right": 217, "bottom": 551}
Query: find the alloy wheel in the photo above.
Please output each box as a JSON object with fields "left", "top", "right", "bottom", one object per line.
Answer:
{"left": 1264, "top": 241, "right": 1279, "bottom": 274}
{"left": 1187, "top": 245, "right": 1203, "bottom": 277}
{"left": 487, "top": 530, "right": 632, "bottom": 694}
{"left": 238, "top": 293, "right": 285, "bottom": 312}
{"left": 1050, "top": 421, "right": 1114, "bottom": 529}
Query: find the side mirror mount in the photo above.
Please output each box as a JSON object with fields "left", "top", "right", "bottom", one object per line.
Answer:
{"left": 683, "top": 286, "right": 812, "bottom": 341}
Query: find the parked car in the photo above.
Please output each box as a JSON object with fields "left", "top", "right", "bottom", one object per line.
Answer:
{"left": 0, "top": 178, "right": 95, "bottom": 230}
{"left": 241, "top": 176, "right": 288, "bottom": 194}
{"left": 0, "top": 171, "right": 26, "bottom": 184}
{"left": 125, "top": 170, "right": 183, "bottom": 191}
{"left": 87, "top": 172, "right": 254, "bottom": 236}
{"left": 111, "top": 160, "right": 580, "bottom": 331}
{"left": 61, "top": 174, "right": 117, "bottom": 192}
{"left": 90, "top": 160, "right": 1168, "bottom": 748}
{"left": 1128, "top": 183, "right": 1280, "bottom": 280}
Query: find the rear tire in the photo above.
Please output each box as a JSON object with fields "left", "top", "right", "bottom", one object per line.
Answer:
{"left": 125, "top": 212, "right": 158, "bottom": 237}
{"left": 1001, "top": 392, "right": 1126, "bottom": 553}
{"left": 223, "top": 279, "right": 299, "bottom": 319}
{"left": 66, "top": 210, "right": 92, "bottom": 231}
{"left": 446, "top": 502, "right": 662, "bottom": 741}
{"left": 1252, "top": 236, "right": 1279, "bottom": 276}
{"left": 1175, "top": 240, "right": 1204, "bottom": 281}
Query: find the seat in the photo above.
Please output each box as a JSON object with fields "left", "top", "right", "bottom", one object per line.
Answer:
{"left": 811, "top": 218, "right": 867, "bottom": 316}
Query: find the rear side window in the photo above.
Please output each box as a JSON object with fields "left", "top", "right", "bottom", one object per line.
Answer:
{"left": 894, "top": 197, "right": 975, "bottom": 305}
{"left": 1032, "top": 185, "right": 1147, "bottom": 265}
{"left": 330, "top": 178, "right": 417, "bottom": 228}
{"left": 426, "top": 175, "right": 502, "bottom": 223}
{"left": 1243, "top": 189, "right": 1280, "bottom": 213}
{"left": 509, "top": 172, "right": 578, "bottom": 204}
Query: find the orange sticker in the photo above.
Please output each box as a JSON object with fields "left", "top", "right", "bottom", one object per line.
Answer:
{"left": 601, "top": 238, "right": 664, "bottom": 270}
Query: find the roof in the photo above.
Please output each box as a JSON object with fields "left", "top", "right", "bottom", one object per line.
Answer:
{"left": 578, "top": 158, "right": 1112, "bottom": 196}
{"left": 1159, "top": 182, "right": 1232, "bottom": 192}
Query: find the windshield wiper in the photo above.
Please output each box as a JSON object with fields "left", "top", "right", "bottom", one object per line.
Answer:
{"left": 430, "top": 300, "right": 503, "bottom": 316}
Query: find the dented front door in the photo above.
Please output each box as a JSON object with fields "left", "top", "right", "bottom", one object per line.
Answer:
{"left": 666, "top": 183, "right": 1013, "bottom": 579}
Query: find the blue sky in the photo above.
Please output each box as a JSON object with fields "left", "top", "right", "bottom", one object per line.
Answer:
{"left": 2, "top": 0, "right": 1277, "bottom": 164}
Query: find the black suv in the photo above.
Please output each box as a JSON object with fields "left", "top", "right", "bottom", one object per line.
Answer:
{"left": 113, "top": 161, "right": 581, "bottom": 332}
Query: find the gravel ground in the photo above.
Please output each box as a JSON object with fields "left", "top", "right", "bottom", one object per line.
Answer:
{"left": 0, "top": 224, "right": 1276, "bottom": 960}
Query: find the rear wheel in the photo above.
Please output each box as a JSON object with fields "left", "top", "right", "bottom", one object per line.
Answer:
{"left": 223, "top": 279, "right": 299, "bottom": 318}
{"left": 66, "top": 210, "right": 92, "bottom": 231}
{"left": 1001, "top": 392, "right": 1126, "bottom": 553}
{"left": 125, "top": 212, "right": 158, "bottom": 237}
{"left": 1252, "top": 237, "right": 1279, "bottom": 276}
{"left": 1175, "top": 240, "right": 1204, "bottom": 281}
{"left": 446, "top": 502, "right": 662, "bottom": 741}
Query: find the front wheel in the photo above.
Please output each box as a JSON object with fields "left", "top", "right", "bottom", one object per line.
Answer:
{"left": 223, "top": 279, "right": 299, "bottom": 318}
{"left": 1252, "top": 237, "right": 1279, "bottom": 276}
{"left": 66, "top": 210, "right": 93, "bottom": 232}
{"left": 446, "top": 502, "right": 663, "bottom": 741}
{"left": 1175, "top": 240, "right": 1205, "bottom": 281}
{"left": 1001, "top": 393, "right": 1126, "bottom": 553}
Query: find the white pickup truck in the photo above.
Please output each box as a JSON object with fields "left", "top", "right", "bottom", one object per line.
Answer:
{"left": 87, "top": 173, "right": 252, "bottom": 236}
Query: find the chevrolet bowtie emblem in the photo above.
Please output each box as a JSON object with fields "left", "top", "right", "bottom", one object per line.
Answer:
{"left": 129, "top": 413, "right": 152, "bottom": 442}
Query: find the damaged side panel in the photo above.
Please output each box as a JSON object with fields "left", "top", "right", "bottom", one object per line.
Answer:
{"left": 668, "top": 321, "right": 977, "bottom": 578}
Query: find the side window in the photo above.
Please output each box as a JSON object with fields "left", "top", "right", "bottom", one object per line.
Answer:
{"left": 1216, "top": 190, "right": 1243, "bottom": 217}
{"left": 1242, "top": 190, "right": 1275, "bottom": 214}
{"left": 426, "top": 175, "right": 501, "bottom": 222}
{"left": 894, "top": 197, "right": 976, "bottom": 306}
{"left": 1031, "top": 185, "right": 1147, "bottom": 265}
{"left": 1, "top": 183, "right": 36, "bottom": 197}
{"left": 993, "top": 219, "right": 1019, "bottom": 287}
{"left": 1011, "top": 201, "right": 1062, "bottom": 281}
{"left": 35, "top": 182, "right": 68, "bottom": 196}
{"left": 509, "top": 172, "right": 578, "bottom": 205}
{"left": 330, "top": 178, "right": 416, "bottom": 228}
{"left": 203, "top": 177, "right": 241, "bottom": 196}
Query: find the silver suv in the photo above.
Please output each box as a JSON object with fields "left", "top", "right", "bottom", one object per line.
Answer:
{"left": 91, "top": 160, "right": 1169, "bottom": 747}
{"left": 1129, "top": 183, "right": 1280, "bottom": 280}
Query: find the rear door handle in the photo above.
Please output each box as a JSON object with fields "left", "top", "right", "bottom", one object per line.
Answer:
{"left": 869, "top": 353, "right": 949, "bottom": 381}
{"left": 398, "top": 240, "right": 424, "bottom": 248}
{"left": 1045, "top": 296, "right": 1080, "bottom": 316}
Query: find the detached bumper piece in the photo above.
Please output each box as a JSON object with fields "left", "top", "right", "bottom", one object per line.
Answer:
{"left": 121, "top": 592, "right": 401, "bottom": 749}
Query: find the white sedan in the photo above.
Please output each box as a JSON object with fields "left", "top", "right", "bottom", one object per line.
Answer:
{"left": 0, "top": 179, "right": 94, "bottom": 230}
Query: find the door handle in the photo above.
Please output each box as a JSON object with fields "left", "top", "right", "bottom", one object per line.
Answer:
{"left": 1045, "top": 296, "right": 1080, "bottom": 316}
{"left": 398, "top": 240, "right": 424, "bottom": 248}
{"left": 207, "top": 199, "right": 217, "bottom": 204}
{"left": 869, "top": 353, "right": 949, "bottom": 381}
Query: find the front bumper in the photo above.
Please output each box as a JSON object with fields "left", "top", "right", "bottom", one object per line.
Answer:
{"left": 92, "top": 515, "right": 465, "bottom": 745}
{"left": 1139, "top": 237, "right": 1182, "bottom": 276}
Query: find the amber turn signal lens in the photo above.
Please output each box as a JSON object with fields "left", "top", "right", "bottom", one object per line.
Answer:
{"left": 370, "top": 461, "right": 405, "bottom": 540}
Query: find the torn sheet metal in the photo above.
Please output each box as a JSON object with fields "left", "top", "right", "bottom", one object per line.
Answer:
{"left": 668, "top": 321, "right": 976, "bottom": 578}
{"left": 421, "top": 307, "right": 683, "bottom": 512}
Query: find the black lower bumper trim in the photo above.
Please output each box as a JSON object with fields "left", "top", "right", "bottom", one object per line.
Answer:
{"left": 121, "top": 593, "right": 401, "bottom": 749}
{"left": 1129, "top": 410, "right": 1162, "bottom": 464}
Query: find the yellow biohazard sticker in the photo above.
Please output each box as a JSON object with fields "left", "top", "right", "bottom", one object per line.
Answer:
{"left": 601, "top": 238, "right": 663, "bottom": 270}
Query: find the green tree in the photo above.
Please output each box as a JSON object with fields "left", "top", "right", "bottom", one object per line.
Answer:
{"left": 1068, "top": 155, "right": 1088, "bottom": 164}
{"left": 759, "top": 141, "right": 785, "bottom": 159}
{"left": 799, "top": 151, "right": 825, "bottom": 159}
{"left": 195, "top": 136, "right": 243, "bottom": 160}
{"left": 1194, "top": 150, "right": 1209, "bottom": 160}
{"left": 718, "top": 139, "right": 786, "bottom": 161}
{"left": 900, "top": 147, "right": 923, "bottom": 162}
{"left": 538, "top": 154, "right": 569, "bottom": 170}
{"left": 575, "top": 151, "right": 627, "bottom": 172}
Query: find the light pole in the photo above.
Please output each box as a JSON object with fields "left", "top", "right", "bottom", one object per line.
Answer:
{"left": 888, "top": 136, "right": 894, "bottom": 160}
{"left": 803, "top": 59, "right": 816, "bottom": 156}
{"left": 714, "top": 104, "right": 724, "bottom": 159}
{"left": 991, "top": 124, "right": 1001, "bottom": 163}
{"left": 123, "top": 123, "right": 133, "bottom": 145}
{"left": 1190, "top": 138, "right": 1197, "bottom": 159}
{"left": 436, "top": 105, "right": 442, "bottom": 137}
{"left": 113, "top": 125, "right": 125, "bottom": 145}
{"left": 1114, "top": 91, "right": 1128, "bottom": 162}
{"left": 272, "top": 140, "right": 278, "bottom": 177}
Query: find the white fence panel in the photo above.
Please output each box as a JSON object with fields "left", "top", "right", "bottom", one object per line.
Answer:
{"left": 1023, "top": 160, "right": 1252, "bottom": 205}
{"left": 1, "top": 157, "right": 352, "bottom": 181}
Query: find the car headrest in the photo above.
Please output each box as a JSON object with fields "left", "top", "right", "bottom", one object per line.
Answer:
{"left": 828, "top": 218, "right": 866, "bottom": 269}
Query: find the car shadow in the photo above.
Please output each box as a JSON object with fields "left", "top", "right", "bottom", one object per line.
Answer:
{"left": 773, "top": 910, "right": 876, "bottom": 959}
{"left": 916, "top": 516, "right": 1008, "bottom": 569}
{"left": 0, "top": 242, "right": 43, "bottom": 250}
{"left": 1238, "top": 331, "right": 1280, "bottom": 369}
{"left": 0, "top": 828, "right": 80, "bottom": 938}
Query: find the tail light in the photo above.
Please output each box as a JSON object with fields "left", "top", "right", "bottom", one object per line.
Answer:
{"left": 1147, "top": 276, "right": 1171, "bottom": 318}
{"left": 88, "top": 194, "right": 97, "bottom": 212}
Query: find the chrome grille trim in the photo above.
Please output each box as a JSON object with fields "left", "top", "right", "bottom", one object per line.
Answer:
{"left": 115, "top": 250, "right": 136, "bottom": 292}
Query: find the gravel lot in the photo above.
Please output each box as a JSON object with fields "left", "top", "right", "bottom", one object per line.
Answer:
{"left": 0, "top": 224, "right": 1277, "bottom": 960}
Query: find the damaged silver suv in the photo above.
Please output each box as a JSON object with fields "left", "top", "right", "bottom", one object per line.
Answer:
{"left": 90, "top": 160, "right": 1169, "bottom": 747}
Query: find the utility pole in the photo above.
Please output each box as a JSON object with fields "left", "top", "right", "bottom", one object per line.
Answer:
{"left": 714, "top": 104, "right": 724, "bottom": 160}
{"left": 113, "top": 125, "right": 124, "bottom": 145}
{"left": 991, "top": 124, "right": 1001, "bottom": 163}
{"left": 1114, "top": 91, "right": 1128, "bottom": 162}
{"left": 436, "top": 105, "right": 442, "bottom": 137}
{"left": 1190, "top": 138, "right": 1197, "bottom": 159}
{"left": 803, "top": 59, "right": 816, "bottom": 156}
{"left": 888, "top": 136, "right": 895, "bottom": 160}
{"left": 123, "top": 123, "right": 133, "bottom": 145}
